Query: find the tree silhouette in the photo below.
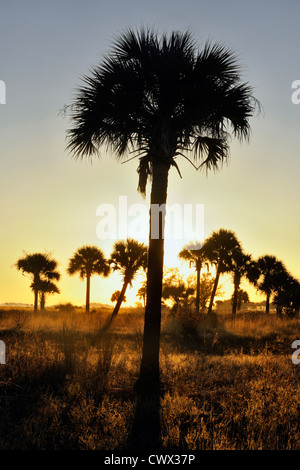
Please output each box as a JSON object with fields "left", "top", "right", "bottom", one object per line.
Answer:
{"left": 104, "top": 239, "right": 147, "bottom": 330}
{"left": 137, "top": 281, "right": 147, "bottom": 307}
{"left": 37, "top": 279, "right": 60, "bottom": 310}
{"left": 230, "top": 248, "right": 259, "bottom": 315}
{"left": 67, "top": 246, "right": 110, "bottom": 312}
{"left": 178, "top": 242, "right": 208, "bottom": 314}
{"left": 203, "top": 229, "right": 241, "bottom": 314}
{"left": 16, "top": 252, "right": 60, "bottom": 311}
{"left": 231, "top": 289, "right": 250, "bottom": 311}
{"left": 256, "top": 255, "right": 287, "bottom": 314}
{"left": 66, "top": 28, "right": 259, "bottom": 448}
{"left": 111, "top": 290, "right": 127, "bottom": 304}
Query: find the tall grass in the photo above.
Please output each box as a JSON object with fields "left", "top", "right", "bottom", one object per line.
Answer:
{"left": 0, "top": 307, "right": 300, "bottom": 449}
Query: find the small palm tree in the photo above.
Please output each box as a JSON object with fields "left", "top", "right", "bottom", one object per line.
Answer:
{"left": 230, "top": 249, "right": 259, "bottom": 315}
{"left": 37, "top": 279, "right": 60, "bottom": 310}
{"left": 67, "top": 246, "right": 110, "bottom": 312}
{"left": 111, "top": 290, "right": 127, "bottom": 303}
{"left": 66, "top": 28, "right": 259, "bottom": 403}
{"left": 104, "top": 239, "right": 147, "bottom": 330}
{"left": 137, "top": 280, "right": 147, "bottom": 307}
{"left": 203, "top": 229, "right": 241, "bottom": 314}
{"left": 16, "top": 252, "right": 60, "bottom": 311}
{"left": 178, "top": 242, "right": 208, "bottom": 314}
{"left": 256, "top": 255, "right": 287, "bottom": 314}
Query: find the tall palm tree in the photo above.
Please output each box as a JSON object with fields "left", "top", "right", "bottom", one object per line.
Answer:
{"left": 16, "top": 252, "right": 60, "bottom": 311}
{"left": 66, "top": 28, "right": 259, "bottom": 395}
{"left": 104, "top": 238, "right": 147, "bottom": 330}
{"left": 203, "top": 229, "right": 241, "bottom": 314}
{"left": 256, "top": 255, "right": 287, "bottom": 314}
{"left": 178, "top": 242, "right": 208, "bottom": 314}
{"left": 67, "top": 245, "right": 110, "bottom": 312}
{"left": 230, "top": 248, "right": 259, "bottom": 315}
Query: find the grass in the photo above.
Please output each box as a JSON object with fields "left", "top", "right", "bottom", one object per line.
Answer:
{"left": 0, "top": 306, "right": 300, "bottom": 450}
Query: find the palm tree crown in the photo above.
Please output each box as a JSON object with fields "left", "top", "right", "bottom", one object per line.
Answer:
{"left": 66, "top": 28, "right": 259, "bottom": 195}
{"left": 109, "top": 238, "right": 147, "bottom": 285}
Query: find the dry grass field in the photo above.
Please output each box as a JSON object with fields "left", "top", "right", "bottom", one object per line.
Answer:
{"left": 0, "top": 306, "right": 300, "bottom": 450}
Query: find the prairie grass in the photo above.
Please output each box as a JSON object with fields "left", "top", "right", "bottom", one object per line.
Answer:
{"left": 0, "top": 307, "right": 300, "bottom": 449}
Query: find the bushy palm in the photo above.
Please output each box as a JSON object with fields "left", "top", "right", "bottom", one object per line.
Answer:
{"left": 67, "top": 246, "right": 110, "bottom": 312}
{"left": 104, "top": 238, "right": 147, "bottom": 330}
{"left": 66, "top": 28, "right": 259, "bottom": 397}
{"left": 16, "top": 252, "right": 60, "bottom": 311}
{"left": 203, "top": 228, "right": 241, "bottom": 314}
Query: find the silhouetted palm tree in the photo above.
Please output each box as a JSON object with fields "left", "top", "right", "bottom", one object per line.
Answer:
{"left": 37, "top": 279, "right": 60, "bottom": 310}
{"left": 67, "top": 246, "right": 110, "bottom": 312}
{"left": 179, "top": 242, "right": 208, "bottom": 314}
{"left": 230, "top": 248, "right": 259, "bottom": 315}
{"left": 16, "top": 253, "right": 60, "bottom": 311}
{"left": 203, "top": 229, "right": 241, "bottom": 314}
{"left": 273, "top": 272, "right": 297, "bottom": 315}
{"left": 66, "top": 28, "right": 259, "bottom": 400}
{"left": 104, "top": 239, "right": 147, "bottom": 330}
{"left": 111, "top": 290, "right": 127, "bottom": 304}
{"left": 256, "top": 255, "right": 287, "bottom": 314}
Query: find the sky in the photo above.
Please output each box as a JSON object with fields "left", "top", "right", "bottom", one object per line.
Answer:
{"left": 0, "top": 0, "right": 299, "bottom": 307}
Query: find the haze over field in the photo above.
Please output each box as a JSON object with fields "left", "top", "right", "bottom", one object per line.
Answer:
{"left": 1, "top": 0, "right": 300, "bottom": 307}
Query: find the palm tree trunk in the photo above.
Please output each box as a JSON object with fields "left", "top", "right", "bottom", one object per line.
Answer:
{"left": 131, "top": 160, "right": 169, "bottom": 452}
{"left": 104, "top": 280, "right": 129, "bottom": 330}
{"left": 40, "top": 292, "right": 45, "bottom": 311}
{"left": 232, "top": 274, "right": 241, "bottom": 315}
{"left": 34, "top": 289, "right": 39, "bottom": 312}
{"left": 207, "top": 265, "right": 221, "bottom": 315}
{"left": 138, "top": 160, "right": 170, "bottom": 394}
{"left": 266, "top": 291, "right": 270, "bottom": 314}
{"left": 86, "top": 274, "right": 91, "bottom": 313}
{"left": 196, "top": 264, "right": 200, "bottom": 314}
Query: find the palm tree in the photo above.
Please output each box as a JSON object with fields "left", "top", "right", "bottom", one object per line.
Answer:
{"left": 37, "top": 280, "right": 60, "bottom": 310}
{"left": 230, "top": 248, "right": 259, "bottom": 315}
{"left": 111, "top": 290, "right": 127, "bottom": 304}
{"left": 137, "top": 280, "right": 147, "bottom": 307}
{"left": 16, "top": 252, "right": 60, "bottom": 311}
{"left": 67, "top": 245, "right": 110, "bottom": 312}
{"left": 104, "top": 238, "right": 147, "bottom": 330}
{"left": 203, "top": 229, "right": 241, "bottom": 314}
{"left": 178, "top": 242, "right": 208, "bottom": 314}
{"left": 66, "top": 28, "right": 259, "bottom": 396}
{"left": 256, "top": 255, "right": 287, "bottom": 314}
{"left": 273, "top": 272, "right": 298, "bottom": 316}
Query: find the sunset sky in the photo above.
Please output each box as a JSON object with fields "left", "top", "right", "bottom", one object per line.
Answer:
{"left": 1, "top": 0, "right": 299, "bottom": 307}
